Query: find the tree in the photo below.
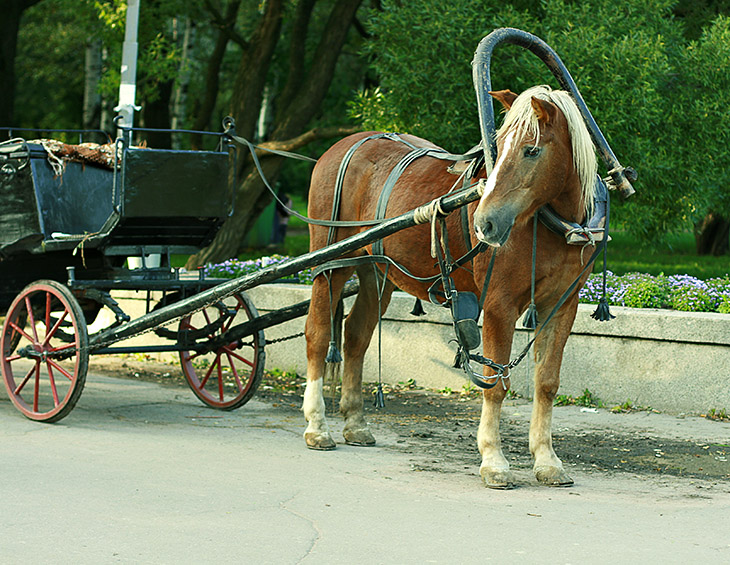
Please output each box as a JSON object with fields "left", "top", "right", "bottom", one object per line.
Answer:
{"left": 353, "top": 0, "right": 730, "bottom": 254}
{"left": 184, "top": 0, "right": 365, "bottom": 268}
{"left": 675, "top": 16, "right": 730, "bottom": 255}
{"left": 0, "top": 0, "right": 43, "bottom": 125}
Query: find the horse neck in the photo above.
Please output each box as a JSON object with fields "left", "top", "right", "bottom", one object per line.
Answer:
{"left": 547, "top": 167, "right": 585, "bottom": 225}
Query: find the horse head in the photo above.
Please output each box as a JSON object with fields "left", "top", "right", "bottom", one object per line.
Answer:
{"left": 473, "top": 85, "right": 596, "bottom": 247}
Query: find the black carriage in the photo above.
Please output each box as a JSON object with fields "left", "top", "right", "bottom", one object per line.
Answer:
{"left": 0, "top": 121, "right": 269, "bottom": 421}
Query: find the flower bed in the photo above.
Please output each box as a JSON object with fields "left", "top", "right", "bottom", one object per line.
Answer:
{"left": 204, "top": 256, "right": 730, "bottom": 314}
{"left": 202, "top": 255, "right": 316, "bottom": 284}
{"left": 580, "top": 272, "right": 730, "bottom": 313}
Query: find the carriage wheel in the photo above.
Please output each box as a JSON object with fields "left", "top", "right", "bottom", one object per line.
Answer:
{"left": 179, "top": 292, "right": 265, "bottom": 410}
{"left": 1, "top": 280, "right": 89, "bottom": 422}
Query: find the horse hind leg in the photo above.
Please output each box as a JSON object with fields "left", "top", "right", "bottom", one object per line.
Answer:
{"left": 303, "top": 268, "right": 351, "bottom": 450}
{"left": 340, "top": 265, "right": 395, "bottom": 446}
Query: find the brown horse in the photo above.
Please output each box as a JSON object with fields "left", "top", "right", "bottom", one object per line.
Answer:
{"left": 303, "top": 85, "right": 598, "bottom": 488}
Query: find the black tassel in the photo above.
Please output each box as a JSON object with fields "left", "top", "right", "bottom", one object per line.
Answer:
{"left": 522, "top": 303, "right": 539, "bottom": 329}
{"left": 410, "top": 298, "right": 426, "bottom": 316}
{"left": 373, "top": 383, "right": 385, "bottom": 408}
{"left": 591, "top": 297, "right": 615, "bottom": 321}
{"left": 325, "top": 340, "right": 343, "bottom": 363}
{"left": 453, "top": 351, "right": 462, "bottom": 369}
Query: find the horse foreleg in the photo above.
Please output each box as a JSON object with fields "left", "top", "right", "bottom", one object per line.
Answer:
{"left": 340, "top": 266, "right": 395, "bottom": 446}
{"left": 303, "top": 269, "right": 351, "bottom": 450}
{"left": 477, "top": 314, "right": 516, "bottom": 489}
{"left": 529, "top": 301, "right": 578, "bottom": 486}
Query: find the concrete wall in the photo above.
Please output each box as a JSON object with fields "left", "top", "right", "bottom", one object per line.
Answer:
{"left": 108, "top": 284, "right": 730, "bottom": 416}
{"left": 246, "top": 284, "right": 730, "bottom": 416}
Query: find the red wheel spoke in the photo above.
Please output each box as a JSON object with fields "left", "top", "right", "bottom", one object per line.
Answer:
{"left": 199, "top": 354, "right": 219, "bottom": 389}
{"left": 47, "top": 359, "right": 74, "bottom": 381}
{"left": 46, "top": 362, "right": 60, "bottom": 407}
{"left": 14, "top": 363, "right": 37, "bottom": 395}
{"left": 217, "top": 357, "right": 224, "bottom": 401}
{"left": 225, "top": 348, "right": 255, "bottom": 368}
{"left": 43, "top": 310, "right": 69, "bottom": 346}
{"left": 45, "top": 291, "right": 51, "bottom": 332}
{"left": 5, "top": 354, "right": 22, "bottom": 363}
{"left": 178, "top": 293, "right": 261, "bottom": 410}
{"left": 221, "top": 304, "right": 241, "bottom": 332}
{"left": 25, "top": 296, "right": 39, "bottom": 343}
{"left": 33, "top": 362, "right": 40, "bottom": 412}
{"left": 8, "top": 320, "right": 35, "bottom": 344}
{"left": 224, "top": 351, "right": 244, "bottom": 391}
{"left": 202, "top": 309, "right": 216, "bottom": 339}
{"left": 47, "top": 342, "right": 78, "bottom": 354}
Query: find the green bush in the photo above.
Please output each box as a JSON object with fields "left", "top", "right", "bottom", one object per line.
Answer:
{"left": 620, "top": 274, "right": 669, "bottom": 309}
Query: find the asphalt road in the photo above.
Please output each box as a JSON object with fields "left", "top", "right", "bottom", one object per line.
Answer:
{"left": 2, "top": 370, "right": 729, "bottom": 564}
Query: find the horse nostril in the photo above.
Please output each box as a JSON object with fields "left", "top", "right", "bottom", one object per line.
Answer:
{"left": 475, "top": 220, "right": 495, "bottom": 243}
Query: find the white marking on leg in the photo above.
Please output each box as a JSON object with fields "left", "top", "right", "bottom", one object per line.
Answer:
{"left": 477, "top": 396, "right": 509, "bottom": 472}
{"left": 303, "top": 377, "right": 328, "bottom": 435}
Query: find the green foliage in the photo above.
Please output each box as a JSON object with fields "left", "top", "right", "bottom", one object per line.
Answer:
{"left": 355, "top": 0, "right": 730, "bottom": 244}
{"left": 621, "top": 275, "right": 669, "bottom": 309}
{"left": 718, "top": 295, "right": 730, "bottom": 314}
{"left": 14, "top": 0, "right": 98, "bottom": 129}
{"left": 554, "top": 388, "right": 605, "bottom": 408}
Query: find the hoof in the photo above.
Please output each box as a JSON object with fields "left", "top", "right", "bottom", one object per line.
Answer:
{"left": 535, "top": 465, "right": 574, "bottom": 487}
{"left": 480, "top": 467, "right": 516, "bottom": 489}
{"left": 305, "top": 431, "right": 337, "bottom": 451}
{"left": 343, "top": 428, "right": 376, "bottom": 446}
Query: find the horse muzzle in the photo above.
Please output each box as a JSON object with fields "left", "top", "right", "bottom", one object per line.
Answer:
{"left": 473, "top": 207, "right": 516, "bottom": 248}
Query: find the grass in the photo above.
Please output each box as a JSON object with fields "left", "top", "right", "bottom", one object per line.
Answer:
{"left": 603, "top": 231, "right": 728, "bottom": 279}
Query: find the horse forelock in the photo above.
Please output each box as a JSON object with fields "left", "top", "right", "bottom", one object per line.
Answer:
{"left": 495, "top": 85, "right": 597, "bottom": 217}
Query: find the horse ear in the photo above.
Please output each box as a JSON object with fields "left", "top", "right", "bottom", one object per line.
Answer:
{"left": 489, "top": 90, "right": 518, "bottom": 111}
{"left": 530, "top": 96, "right": 558, "bottom": 124}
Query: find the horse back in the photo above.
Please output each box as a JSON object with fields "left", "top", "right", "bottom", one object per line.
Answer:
{"left": 307, "top": 132, "right": 480, "bottom": 298}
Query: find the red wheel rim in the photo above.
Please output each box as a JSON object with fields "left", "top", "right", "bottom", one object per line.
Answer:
{"left": 1, "top": 281, "right": 88, "bottom": 422}
{"left": 179, "top": 293, "right": 264, "bottom": 410}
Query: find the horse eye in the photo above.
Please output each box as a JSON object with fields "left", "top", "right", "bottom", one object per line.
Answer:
{"left": 523, "top": 146, "right": 541, "bottom": 158}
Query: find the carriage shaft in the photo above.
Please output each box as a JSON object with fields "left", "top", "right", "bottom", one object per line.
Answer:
{"left": 88, "top": 183, "right": 483, "bottom": 352}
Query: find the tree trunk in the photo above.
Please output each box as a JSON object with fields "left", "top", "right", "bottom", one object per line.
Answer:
{"left": 140, "top": 79, "right": 174, "bottom": 148}
{"left": 185, "top": 0, "right": 363, "bottom": 269}
{"left": 0, "top": 0, "right": 43, "bottom": 125}
{"left": 191, "top": 0, "right": 242, "bottom": 149}
{"left": 185, "top": 125, "right": 359, "bottom": 269}
{"left": 695, "top": 212, "right": 730, "bottom": 256}
{"left": 171, "top": 16, "right": 195, "bottom": 148}
{"left": 82, "top": 38, "right": 102, "bottom": 131}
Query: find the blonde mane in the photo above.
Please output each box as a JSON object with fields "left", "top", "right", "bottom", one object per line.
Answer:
{"left": 493, "top": 85, "right": 597, "bottom": 217}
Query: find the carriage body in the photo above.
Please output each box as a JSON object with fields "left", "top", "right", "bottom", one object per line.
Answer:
{"left": 0, "top": 126, "right": 268, "bottom": 421}
{"left": 0, "top": 134, "right": 231, "bottom": 309}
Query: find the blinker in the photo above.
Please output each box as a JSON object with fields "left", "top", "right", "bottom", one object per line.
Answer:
{"left": 450, "top": 291, "right": 481, "bottom": 351}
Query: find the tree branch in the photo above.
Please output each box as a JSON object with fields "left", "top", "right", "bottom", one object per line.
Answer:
{"left": 277, "top": 0, "right": 316, "bottom": 112}
{"left": 252, "top": 125, "right": 360, "bottom": 158}
{"left": 204, "top": 0, "right": 247, "bottom": 48}
{"left": 192, "top": 0, "right": 242, "bottom": 145}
